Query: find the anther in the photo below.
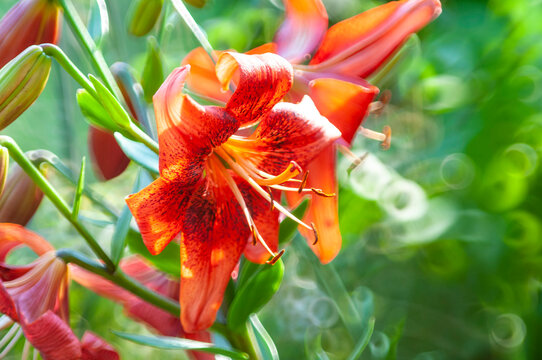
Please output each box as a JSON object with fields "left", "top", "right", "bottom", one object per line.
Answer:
{"left": 381, "top": 125, "right": 391, "bottom": 150}
{"left": 298, "top": 171, "right": 309, "bottom": 193}
{"left": 347, "top": 152, "right": 369, "bottom": 174}
{"left": 359, "top": 126, "right": 392, "bottom": 150}
{"left": 311, "top": 188, "right": 335, "bottom": 197}
{"left": 266, "top": 249, "right": 285, "bottom": 265}
{"left": 251, "top": 226, "right": 258, "bottom": 245}
{"left": 311, "top": 222, "right": 319, "bottom": 245}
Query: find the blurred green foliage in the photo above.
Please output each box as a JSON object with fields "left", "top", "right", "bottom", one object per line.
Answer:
{"left": 2, "top": 0, "right": 542, "bottom": 359}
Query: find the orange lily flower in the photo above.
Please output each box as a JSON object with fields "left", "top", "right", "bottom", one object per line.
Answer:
{"left": 126, "top": 52, "right": 340, "bottom": 332}
{"left": 182, "top": 0, "right": 441, "bottom": 263}
{"left": 71, "top": 255, "right": 213, "bottom": 360}
{"left": 0, "top": 0, "right": 61, "bottom": 68}
{"left": 0, "top": 223, "right": 119, "bottom": 360}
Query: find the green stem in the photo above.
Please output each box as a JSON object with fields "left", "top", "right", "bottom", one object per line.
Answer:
{"left": 227, "top": 323, "right": 262, "bottom": 360}
{"left": 0, "top": 136, "right": 115, "bottom": 271}
{"left": 128, "top": 123, "right": 160, "bottom": 154}
{"left": 56, "top": 249, "right": 179, "bottom": 316}
{"left": 169, "top": 0, "right": 216, "bottom": 64}
{"left": 56, "top": 0, "right": 121, "bottom": 98}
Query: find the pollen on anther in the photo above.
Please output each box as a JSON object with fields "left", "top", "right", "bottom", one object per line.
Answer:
{"left": 311, "top": 222, "right": 319, "bottom": 245}
{"left": 266, "top": 249, "right": 285, "bottom": 265}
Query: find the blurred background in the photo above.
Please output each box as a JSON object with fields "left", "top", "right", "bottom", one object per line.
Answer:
{"left": 2, "top": 0, "right": 542, "bottom": 359}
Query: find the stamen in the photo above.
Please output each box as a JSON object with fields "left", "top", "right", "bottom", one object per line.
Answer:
{"left": 298, "top": 171, "right": 309, "bottom": 193}
{"left": 359, "top": 125, "right": 391, "bottom": 150}
{"left": 311, "top": 188, "right": 335, "bottom": 197}
{"left": 311, "top": 222, "right": 319, "bottom": 245}
{"left": 215, "top": 147, "right": 313, "bottom": 231}
{"left": 369, "top": 89, "right": 391, "bottom": 116}
{"left": 253, "top": 161, "right": 302, "bottom": 186}
{"left": 338, "top": 145, "right": 369, "bottom": 174}
{"left": 266, "top": 249, "right": 285, "bottom": 265}
{"left": 0, "top": 316, "right": 13, "bottom": 331}
{"left": 266, "top": 186, "right": 274, "bottom": 211}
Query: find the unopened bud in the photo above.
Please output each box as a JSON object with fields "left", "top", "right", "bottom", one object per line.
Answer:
{"left": 0, "top": 147, "right": 8, "bottom": 198}
{"left": 0, "top": 0, "right": 61, "bottom": 68}
{"left": 0, "top": 45, "right": 52, "bottom": 131}
{"left": 88, "top": 126, "right": 130, "bottom": 181}
{"left": 0, "top": 162, "right": 46, "bottom": 226}
{"left": 127, "top": 0, "right": 164, "bottom": 37}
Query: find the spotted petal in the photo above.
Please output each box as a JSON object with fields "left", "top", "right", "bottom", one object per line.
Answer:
{"left": 180, "top": 179, "right": 250, "bottom": 333}
{"left": 216, "top": 52, "right": 293, "bottom": 127}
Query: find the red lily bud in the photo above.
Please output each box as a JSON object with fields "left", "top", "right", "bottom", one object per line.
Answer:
{"left": 88, "top": 125, "right": 131, "bottom": 181}
{"left": 0, "top": 45, "right": 52, "bottom": 131}
{"left": 0, "top": 0, "right": 61, "bottom": 68}
{"left": 0, "top": 162, "right": 45, "bottom": 226}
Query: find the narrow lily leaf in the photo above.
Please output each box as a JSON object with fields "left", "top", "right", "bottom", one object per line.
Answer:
{"left": 77, "top": 88, "right": 119, "bottom": 132}
{"left": 111, "top": 172, "right": 147, "bottom": 265}
{"left": 141, "top": 36, "right": 164, "bottom": 103}
{"left": 88, "top": 0, "right": 109, "bottom": 46}
{"left": 88, "top": 75, "right": 132, "bottom": 129}
{"left": 228, "top": 259, "right": 284, "bottom": 330}
{"left": 385, "top": 319, "right": 405, "bottom": 360}
{"left": 304, "top": 330, "right": 330, "bottom": 360}
{"left": 346, "top": 317, "right": 375, "bottom": 360}
{"left": 278, "top": 198, "right": 309, "bottom": 245}
{"left": 71, "top": 156, "right": 86, "bottom": 219}
{"left": 112, "top": 331, "right": 248, "bottom": 359}
{"left": 114, "top": 132, "right": 159, "bottom": 174}
{"left": 292, "top": 236, "right": 362, "bottom": 336}
{"left": 249, "top": 314, "right": 279, "bottom": 360}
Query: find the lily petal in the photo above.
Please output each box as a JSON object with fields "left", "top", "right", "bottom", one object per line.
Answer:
{"left": 180, "top": 180, "right": 250, "bottom": 333}
{"left": 181, "top": 47, "right": 231, "bottom": 103}
{"left": 0, "top": 223, "right": 54, "bottom": 260}
{"left": 153, "top": 66, "right": 239, "bottom": 184}
{"left": 0, "top": 282, "right": 17, "bottom": 320}
{"left": 216, "top": 52, "right": 293, "bottom": 127}
{"left": 81, "top": 331, "right": 120, "bottom": 360}
{"left": 243, "top": 96, "right": 341, "bottom": 175}
{"left": 126, "top": 177, "right": 192, "bottom": 255}
{"left": 274, "top": 0, "right": 328, "bottom": 64}
{"left": 308, "top": 77, "right": 378, "bottom": 145}
{"left": 22, "top": 310, "right": 82, "bottom": 360}
{"left": 310, "top": 0, "right": 442, "bottom": 78}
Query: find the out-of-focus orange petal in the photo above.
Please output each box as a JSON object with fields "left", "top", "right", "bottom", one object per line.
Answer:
{"left": 81, "top": 331, "right": 120, "bottom": 360}
{"left": 88, "top": 126, "right": 131, "bottom": 181}
{"left": 153, "top": 66, "right": 239, "bottom": 183}
{"left": 309, "top": 77, "right": 378, "bottom": 145}
{"left": 0, "top": 0, "right": 61, "bottom": 68}
{"left": 216, "top": 52, "right": 293, "bottom": 127}
{"left": 22, "top": 310, "right": 82, "bottom": 360}
{"left": 237, "top": 96, "right": 340, "bottom": 175}
{"left": 274, "top": 0, "right": 328, "bottom": 64}
{"left": 180, "top": 180, "right": 250, "bottom": 333}
{"left": 0, "top": 223, "right": 54, "bottom": 260}
{"left": 181, "top": 47, "right": 231, "bottom": 103}
{"left": 126, "top": 177, "right": 193, "bottom": 255}
{"left": 287, "top": 145, "right": 341, "bottom": 264}
{"left": 246, "top": 43, "right": 278, "bottom": 55}
{"left": 310, "top": 0, "right": 442, "bottom": 78}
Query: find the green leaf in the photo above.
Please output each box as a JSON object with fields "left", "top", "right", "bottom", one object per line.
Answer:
{"left": 71, "top": 156, "right": 85, "bottom": 219}
{"left": 111, "top": 171, "right": 147, "bottom": 265}
{"left": 127, "top": 229, "right": 180, "bottom": 276}
{"left": 278, "top": 198, "right": 309, "bottom": 245}
{"left": 112, "top": 330, "right": 248, "bottom": 359}
{"left": 88, "top": 0, "right": 109, "bottom": 46}
{"left": 346, "top": 317, "right": 375, "bottom": 360}
{"left": 114, "top": 132, "right": 159, "bottom": 174}
{"left": 76, "top": 88, "right": 119, "bottom": 132}
{"left": 141, "top": 36, "right": 164, "bottom": 103}
{"left": 88, "top": 75, "right": 132, "bottom": 129}
{"left": 227, "top": 259, "right": 284, "bottom": 330}
{"left": 249, "top": 314, "right": 279, "bottom": 360}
